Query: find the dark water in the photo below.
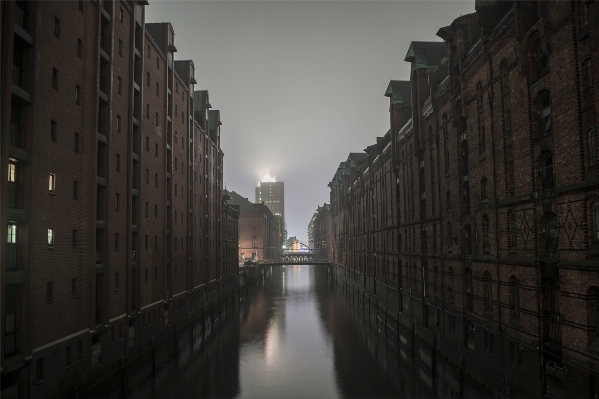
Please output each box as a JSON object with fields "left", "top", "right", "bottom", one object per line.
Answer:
{"left": 145, "top": 265, "right": 490, "bottom": 399}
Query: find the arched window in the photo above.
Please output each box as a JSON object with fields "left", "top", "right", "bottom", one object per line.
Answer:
{"left": 543, "top": 153, "right": 555, "bottom": 192}
{"left": 581, "top": 1, "right": 589, "bottom": 27}
{"left": 509, "top": 276, "right": 520, "bottom": 319}
{"left": 482, "top": 214, "right": 490, "bottom": 252}
{"left": 546, "top": 215, "right": 558, "bottom": 258}
{"left": 540, "top": 96, "right": 552, "bottom": 136}
{"left": 589, "top": 129, "right": 597, "bottom": 167}
{"left": 481, "top": 177, "right": 488, "bottom": 201}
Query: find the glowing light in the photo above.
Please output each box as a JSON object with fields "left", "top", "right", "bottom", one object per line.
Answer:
{"left": 261, "top": 173, "right": 276, "bottom": 183}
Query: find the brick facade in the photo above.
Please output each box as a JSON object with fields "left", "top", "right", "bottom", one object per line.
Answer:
{"left": 328, "top": 2, "right": 599, "bottom": 398}
{"left": 0, "top": 1, "right": 237, "bottom": 398}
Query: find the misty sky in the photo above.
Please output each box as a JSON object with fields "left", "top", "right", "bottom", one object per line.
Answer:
{"left": 146, "top": 0, "right": 474, "bottom": 243}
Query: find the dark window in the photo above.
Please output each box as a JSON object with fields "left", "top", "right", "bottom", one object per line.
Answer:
{"left": 543, "top": 154, "right": 555, "bottom": 192}
{"left": 47, "top": 282, "right": 53, "bottom": 302}
{"left": 73, "top": 181, "right": 78, "bottom": 199}
{"left": 116, "top": 154, "right": 120, "bottom": 171}
{"left": 65, "top": 346, "right": 72, "bottom": 366}
{"left": 546, "top": 215, "right": 558, "bottom": 257}
{"left": 77, "top": 39, "right": 83, "bottom": 57}
{"left": 54, "top": 17, "right": 60, "bottom": 37}
{"left": 590, "top": 129, "right": 597, "bottom": 167}
{"left": 52, "top": 68, "right": 58, "bottom": 89}
{"left": 75, "top": 85, "right": 81, "bottom": 104}
{"left": 115, "top": 193, "right": 120, "bottom": 210}
{"left": 155, "top": 173, "right": 158, "bottom": 188}
{"left": 71, "top": 279, "right": 77, "bottom": 296}
{"left": 36, "top": 358, "right": 44, "bottom": 381}
{"left": 115, "top": 272, "right": 119, "bottom": 289}
{"left": 157, "top": 57, "right": 160, "bottom": 69}
{"left": 75, "top": 133, "right": 80, "bottom": 152}
{"left": 119, "top": 8, "right": 123, "bottom": 22}
{"left": 509, "top": 276, "right": 520, "bottom": 317}
{"left": 145, "top": 235, "right": 148, "bottom": 250}
{"left": 51, "top": 120, "right": 57, "bottom": 141}
{"left": 117, "top": 77, "right": 122, "bottom": 94}
{"left": 582, "top": 1, "right": 589, "bottom": 27}
{"left": 116, "top": 115, "right": 121, "bottom": 132}
{"left": 147, "top": 72, "right": 150, "bottom": 87}
{"left": 155, "top": 143, "right": 158, "bottom": 157}
{"left": 145, "top": 169, "right": 149, "bottom": 184}
{"left": 593, "top": 202, "right": 599, "bottom": 242}
{"left": 115, "top": 233, "right": 119, "bottom": 250}
{"left": 537, "top": 46, "right": 548, "bottom": 78}
{"left": 79, "top": 0, "right": 83, "bottom": 12}
{"left": 118, "top": 39, "right": 123, "bottom": 56}
{"left": 145, "top": 136, "right": 149, "bottom": 151}
{"left": 154, "top": 204, "right": 157, "bottom": 218}
{"left": 145, "top": 201, "right": 148, "bottom": 217}
{"left": 156, "top": 112, "right": 159, "bottom": 126}
{"left": 156, "top": 82, "right": 159, "bottom": 96}
{"left": 72, "top": 229, "right": 77, "bottom": 246}
{"left": 540, "top": 96, "right": 552, "bottom": 136}
{"left": 77, "top": 341, "right": 83, "bottom": 360}
{"left": 146, "top": 104, "right": 150, "bottom": 118}
{"left": 482, "top": 214, "right": 490, "bottom": 251}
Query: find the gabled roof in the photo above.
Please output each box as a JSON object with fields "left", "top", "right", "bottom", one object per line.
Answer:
{"left": 404, "top": 41, "right": 448, "bottom": 68}
{"left": 384, "top": 80, "right": 412, "bottom": 105}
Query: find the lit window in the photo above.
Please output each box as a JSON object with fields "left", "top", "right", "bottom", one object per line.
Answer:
{"left": 48, "top": 228, "right": 54, "bottom": 246}
{"left": 49, "top": 174, "right": 56, "bottom": 193}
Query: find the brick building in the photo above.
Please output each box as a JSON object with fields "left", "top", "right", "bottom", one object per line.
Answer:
{"left": 0, "top": 1, "right": 237, "bottom": 398}
{"left": 227, "top": 190, "right": 280, "bottom": 262}
{"left": 308, "top": 203, "right": 332, "bottom": 260}
{"left": 328, "top": 1, "right": 599, "bottom": 398}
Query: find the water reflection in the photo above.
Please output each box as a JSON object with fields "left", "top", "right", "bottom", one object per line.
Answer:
{"left": 149, "top": 265, "right": 491, "bottom": 399}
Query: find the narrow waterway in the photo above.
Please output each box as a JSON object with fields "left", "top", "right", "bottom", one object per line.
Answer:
{"left": 142, "top": 265, "right": 491, "bottom": 399}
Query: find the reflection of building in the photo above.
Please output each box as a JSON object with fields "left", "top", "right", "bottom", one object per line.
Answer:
{"left": 228, "top": 190, "right": 279, "bottom": 261}
{"left": 255, "top": 178, "right": 285, "bottom": 247}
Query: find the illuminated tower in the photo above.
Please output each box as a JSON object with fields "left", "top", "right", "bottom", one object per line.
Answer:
{"left": 256, "top": 174, "right": 285, "bottom": 244}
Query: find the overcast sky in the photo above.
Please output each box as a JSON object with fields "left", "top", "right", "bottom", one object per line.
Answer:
{"left": 146, "top": 0, "right": 474, "bottom": 244}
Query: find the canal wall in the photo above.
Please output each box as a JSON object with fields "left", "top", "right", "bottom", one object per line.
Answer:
{"left": 77, "top": 277, "right": 248, "bottom": 399}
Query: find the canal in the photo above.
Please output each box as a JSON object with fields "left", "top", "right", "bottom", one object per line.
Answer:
{"left": 137, "top": 265, "right": 492, "bottom": 399}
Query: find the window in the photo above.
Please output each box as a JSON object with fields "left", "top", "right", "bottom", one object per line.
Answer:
{"left": 52, "top": 67, "right": 59, "bottom": 89}
{"left": 145, "top": 169, "right": 149, "bottom": 184}
{"left": 145, "top": 136, "right": 149, "bottom": 151}
{"left": 481, "top": 177, "right": 488, "bottom": 201}
{"left": 145, "top": 235, "right": 148, "bottom": 250}
{"left": 79, "top": 0, "right": 83, "bottom": 12}
{"left": 582, "top": 1, "right": 589, "bottom": 27}
{"left": 155, "top": 173, "right": 158, "bottom": 188}
{"left": 36, "top": 358, "right": 44, "bottom": 381}
{"left": 156, "top": 112, "right": 159, "bottom": 126}
{"left": 47, "top": 282, "right": 53, "bottom": 302}
{"left": 148, "top": 45, "right": 151, "bottom": 58}
{"left": 584, "top": 59, "right": 593, "bottom": 102}
{"left": 156, "top": 82, "right": 159, "bottom": 96}
{"left": 54, "top": 17, "right": 60, "bottom": 37}
{"left": 71, "top": 278, "right": 77, "bottom": 297}
{"left": 117, "top": 77, "right": 122, "bottom": 94}
{"left": 154, "top": 204, "right": 157, "bottom": 218}
{"left": 77, "top": 39, "right": 82, "bottom": 57}
{"left": 77, "top": 341, "right": 83, "bottom": 360}
{"left": 540, "top": 96, "right": 552, "bottom": 136}
{"left": 590, "top": 129, "right": 597, "bottom": 167}
{"left": 115, "top": 272, "right": 120, "bottom": 290}
{"left": 482, "top": 214, "right": 490, "bottom": 252}
{"left": 147, "top": 72, "right": 150, "bottom": 87}
{"left": 51, "top": 120, "right": 57, "bottom": 141}
{"left": 116, "top": 115, "right": 121, "bottom": 132}
{"left": 175, "top": 157, "right": 178, "bottom": 170}
{"left": 49, "top": 174, "right": 56, "bottom": 193}
{"left": 72, "top": 229, "right": 77, "bottom": 246}
{"left": 537, "top": 46, "right": 548, "bottom": 78}
{"left": 76, "top": 85, "right": 81, "bottom": 104}
{"left": 157, "top": 57, "right": 160, "bottom": 69}
{"left": 119, "top": 7, "right": 123, "bottom": 22}
{"left": 543, "top": 154, "right": 555, "bottom": 192}
{"left": 593, "top": 202, "right": 599, "bottom": 243}
{"left": 118, "top": 39, "right": 123, "bottom": 56}
{"left": 65, "top": 346, "right": 72, "bottom": 366}
{"left": 116, "top": 154, "right": 120, "bottom": 171}
{"left": 48, "top": 228, "right": 54, "bottom": 246}
{"left": 509, "top": 276, "right": 520, "bottom": 318}
{"left": 145, "top": 201, "right": 148, "bottom": 217}
{"left": 145, "top": 268, "right": 148, "bottom": 282}
{"left": 155, "top": 143, "right": 158, "bottom": 157}
{"left": 115, "top": 193, "right": 120, "bottom": 210}
{"left": 75, "top": 133, "right": 80, "bottom": 152}
{"left": 73, "top": 181, "right": 78, "bottom": 199}
{"left": 115, "top": 233, "right": 119, "bottom": 250}
{"left": 546, "top": 215, "right": 558, "bottom": 257}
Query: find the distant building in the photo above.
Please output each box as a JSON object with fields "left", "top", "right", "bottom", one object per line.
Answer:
{"left": 227, "top": 190, "right": 280, "bottom": 261}
{"left": 308, "top": 204, "right": 332, "bottom": 260}
{"left": 255, "top": 177, "right": 285, "bottom": 246}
